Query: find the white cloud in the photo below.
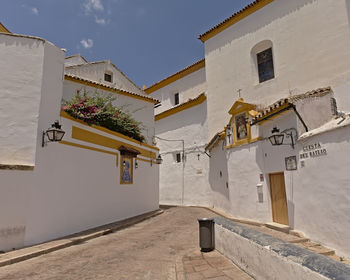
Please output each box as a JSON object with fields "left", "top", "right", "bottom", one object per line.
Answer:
{"left": 83, "top": 0, "right": 104, "bottom": 14}
{"left": 95, "top": 16, "right": 106, "bottom": 25}
{"left": 80, "top": 39, "right": 94, "bottom": 49}
{"left": 31, "top": 7, "right": 39, "bottom": 15}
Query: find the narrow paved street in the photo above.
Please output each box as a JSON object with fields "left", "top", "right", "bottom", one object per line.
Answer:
{"left": 0, "top": 207, "right": 252, "bottom": 280}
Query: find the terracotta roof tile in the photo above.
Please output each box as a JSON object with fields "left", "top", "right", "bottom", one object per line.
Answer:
{"left": 254, "top": 87, "right": 332, "bottom": 120}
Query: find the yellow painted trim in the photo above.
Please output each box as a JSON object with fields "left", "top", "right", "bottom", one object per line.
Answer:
{"left": 145, "top": 59, "right": 205, "bottom": 94}
{"left": 64, "top": 75, "right": 159, "bottom": 104}
{"left": 199, "top": 0, "right": 274, "bottom": 42}
{"left": 228, "top": 98, "right": 256, "bottom": 116}
{"left": 0, "top": 22, "right": 11, "bottom": 34}
{"left": 72, "top": 126, "right": 156, "bottom": 159}
{"left": 155, "top": 93, "right": 206, "bottom": 121}
{"left": 256, "top": 103, "right": 291, "bottom": 125}
{"left": 60, "top": 111, "right": 159, "bottom": 151}
{"left": 59, "top": 140, "right": 119, "bottom": 166}
{"left": 226, "top": 137, "right": 262, "bottom": 149}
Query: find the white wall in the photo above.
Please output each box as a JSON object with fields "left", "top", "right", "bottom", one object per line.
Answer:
{"left": 150, "top": 67, "right": 207, "bottom": 115}
{"left": 0, "top": 34, "right": 45, "bottom": 165}
{"left": 23, "top": 117, "right": 159, "bottom": 246}
{"left": 204, "top": 0, "right": 350, "bottom": 139}
{"left": 65, "top": 61, "right": 144, "bottom": 95}
{"left": 62, "top": 80, "right": 155, "bottom": 145}
{"left": 293, "top": 126, "right": 350, "bottom": 258}
{"left": 0, "top": 34, "right": 159, "bottom": 251}
{"left": 156, "top": 101, "right": 211, "bottom": 206}
{"left": 0, "top": 117, "right": 159, "bottom": 250}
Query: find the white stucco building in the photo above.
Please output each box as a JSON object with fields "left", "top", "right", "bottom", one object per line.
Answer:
{"left": 147, "top": 0, "right": 350, "bottom": 258}
{"left": 0, "top": 26, "right": 160, "bottom": 251}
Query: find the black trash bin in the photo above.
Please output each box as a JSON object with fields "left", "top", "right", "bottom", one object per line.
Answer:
{"left": 198, "top": 218, "right": 214, "bottom": 252}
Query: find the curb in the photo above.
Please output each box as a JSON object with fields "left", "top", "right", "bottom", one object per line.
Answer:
{"left": 0, "top": 209, "right": 163, "bottom": 268}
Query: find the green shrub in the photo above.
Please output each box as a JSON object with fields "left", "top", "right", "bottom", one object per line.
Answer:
{"left": 62, "top": 90, "right": 145, "bottom": 142}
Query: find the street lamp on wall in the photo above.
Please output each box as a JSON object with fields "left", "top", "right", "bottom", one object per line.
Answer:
{"left": 155, "top": 154, "right": 163, "bottom": 164}
{"left": 268, "top": 126, "right": 297, "bottom": 149}
{"left": 42, "top": 121, "right": 65, "bottom": 147}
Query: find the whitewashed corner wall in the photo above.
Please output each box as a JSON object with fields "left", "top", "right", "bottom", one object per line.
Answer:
{"left": 0, "top": 34, "right": 46, "bottom": 165}
{"left": 156, "top": 101, "right": 211, "bottom": 206}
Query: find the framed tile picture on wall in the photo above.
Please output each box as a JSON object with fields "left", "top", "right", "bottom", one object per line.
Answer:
{"left": 120, "top": 155, "right": 133, "bottom": 184}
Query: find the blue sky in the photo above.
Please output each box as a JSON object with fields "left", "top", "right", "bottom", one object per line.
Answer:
{"left": 1, "top": 0, "right": 253, "bottom": 87}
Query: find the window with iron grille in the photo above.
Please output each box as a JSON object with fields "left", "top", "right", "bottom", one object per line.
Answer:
{"left": 257, "top": 48, "right": 274, "bottom": 83}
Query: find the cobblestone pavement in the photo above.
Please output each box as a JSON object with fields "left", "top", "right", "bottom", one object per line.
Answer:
{"left": 0, "top": 207, "right": 253, "bottom": 280}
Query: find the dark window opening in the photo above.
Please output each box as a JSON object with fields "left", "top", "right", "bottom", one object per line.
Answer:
{"left": 175, "top": 153, "right": 181, "bottom": 163}
{"left": 257, "top": 48, "right": 274, "bottom": 83}
{"left": 104, "top": 73, "right": 112, "bottom": 82}
{"left": 174, "top": 93, "right": 179, "bottom": 105}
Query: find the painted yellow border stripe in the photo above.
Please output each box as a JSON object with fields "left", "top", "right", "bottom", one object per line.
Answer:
{"left": 0, "top": 22, "right": 11, "bottom": 34}
{"left": 145, "top": 59, "right": 205, "bottom": 94}
{"left": 60, "top": 111, "right": 159, "bottom": 151}
{"left": 72, "top": 126, "right": 156, "bottom": 159}
{"left": 199, "top": 0, "right": 274, "bottom": 42}
{"left": 64, "top": 75, "right": 159, "bottom": 104}
{"left": 225, "top": 137, "right": 262, "bottom": 149}
{"left": 155, "top": 93, "right": 206, "bottom": 121}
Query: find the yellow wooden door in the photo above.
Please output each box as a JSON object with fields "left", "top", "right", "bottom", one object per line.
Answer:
{"left": 269, "top": 172, "right": 289, "bottom": 225}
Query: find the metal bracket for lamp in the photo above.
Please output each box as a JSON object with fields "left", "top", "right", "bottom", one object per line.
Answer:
{"left": 42, "top": 120, "right": 65, "bottom": 147}
{"left": 268, "top": 127, "right": 297, "bottom": 149}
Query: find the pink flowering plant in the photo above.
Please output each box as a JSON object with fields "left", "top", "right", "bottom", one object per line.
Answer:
{"left": 62, "top": 90, "right": 145, "bottom": 142}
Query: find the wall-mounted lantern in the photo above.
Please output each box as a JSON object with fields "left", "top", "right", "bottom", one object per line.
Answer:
{"left": 42, "top": 120, "right": 65, "bottom": 147}
{"left": 155, "top": 154, "right": 163, "bottom": 164}
{"left": 268, "top": 126, "right": 297, "bottom": 149}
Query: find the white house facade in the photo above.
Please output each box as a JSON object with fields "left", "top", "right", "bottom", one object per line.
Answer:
{"left": 147, "top": 0, "right": 350, "bottom": 258}
{"left": 0, "top": 28, "right": 160, "bottom": 251}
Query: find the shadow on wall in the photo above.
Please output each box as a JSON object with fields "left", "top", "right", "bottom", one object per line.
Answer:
{"left": 208, "top": 141, "right": 230, "bottom": 201}
{"left": 205, "top": 0, "right": 317, "bottom": 54}
{"left": 347, "top": 0, "right": 350, "bottom": 26}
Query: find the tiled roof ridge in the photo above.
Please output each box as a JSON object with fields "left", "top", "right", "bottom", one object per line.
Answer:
{"left": 65, "top": 60, "right": 143, "bottom": 92}
{"left": 254, "top": 87, "right": 332, "bottom": 119}
{"left": 64, "top": 74, "right": 159, "bottom": 104}
{"left": 0, "top": 32, "right": 46, "bottom": 43}
{"left": 65, "top": 54, "right": 88, "bottom": 63}
{"left": 199, "top": 0, "right": 269, "bottom": 42}
{"left": 145, "top": 58, "right": 205, "bottom": 94}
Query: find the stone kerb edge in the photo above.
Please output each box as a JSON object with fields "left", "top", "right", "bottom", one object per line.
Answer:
{"left": 214, "top": 217, "right": 350, "bottom": 280}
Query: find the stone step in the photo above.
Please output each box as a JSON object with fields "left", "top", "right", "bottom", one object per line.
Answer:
{"left": 289, "top": 238, "right": 310, "bottom": 244}
{"left": 265, "top": 222, "right": 290, "bottom": 234}
{"left": 297, "top": 242, "right": 335, "bottom": 256}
